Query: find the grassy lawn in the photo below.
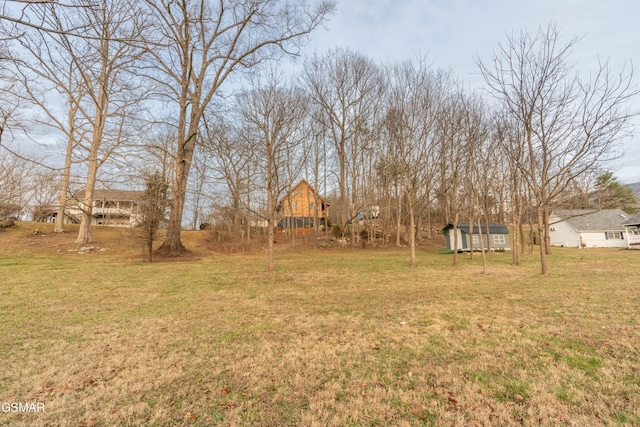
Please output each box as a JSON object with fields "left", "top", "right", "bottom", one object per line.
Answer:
{"left": 1, "top": 223, "right": 639, "bottom": 426}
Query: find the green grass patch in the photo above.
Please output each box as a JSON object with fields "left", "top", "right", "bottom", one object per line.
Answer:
{"left": 1, "top": 230, "right": 639, "bottom": 426}
{"left": 494, "top": 377, "right": 531, "bottom": 403}
{"left": 566, "top": 355, "right": 603, "bottom": 378}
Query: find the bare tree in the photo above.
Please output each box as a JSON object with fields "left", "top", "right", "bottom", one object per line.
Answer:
{"left": 303, "top": 48, "right": 383, "bottom": 243}
{"left": 137, "top": 170, "right": 169, "bottom": 262}
{"left": 8, "top": 0, "right": 147, "bottom": 244}
{"left": 374, "top": 146, "right": 398, "bottom": 246}
{"left": 202, "top": 118, "right": 254, "bottom": 237}
{"left": 9, "top": 20, "right": 87, "bottom": 233}
{"left": 71, "top": 0, "right": 145, "bottom": 245}
{"left": 1, "top": 0, "right": 133, "bottom": 41}
{"left": 0, "top": 41, "right": 21, "bottom": 148}
{"left": 461, "top": 95, "right": 491, "bottom": 271}
{"left": 140, "top": 0, "right": 335, "bottom": 256}
{"left": 0, "top": 149, "right": 38, "bottom": 220}
{"left": 384, "top": 60, "right": 442, "bottom": 267}
{"left": 304, "top": 105, "right": 330, "bottom": 235}
{"left": 436, "top": 85, "right": 470, "bottom": 266}
{"left": 495, "top": 113, "right": 525, "bottom": 265}
{"left": 31, "top": 169, "right": 62, "bottom": 221}
{"left": 237, "top": 74, "right": 308, "bottom": 271}
{"left": 187, "top": 145, "right": 216, "bottom": 231}
{"left": 460, "top": 93, "right": 491, "bottom": 259}
{"left": 478, "top": 23, "right": 638, "bottom": 274}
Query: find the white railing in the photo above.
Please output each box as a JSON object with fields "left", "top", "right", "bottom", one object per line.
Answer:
{"left": 92, "top": 207, "right": 136, "bottom": 216}
{"left": 627, "top": 234, "right": 640, "bottom": 249}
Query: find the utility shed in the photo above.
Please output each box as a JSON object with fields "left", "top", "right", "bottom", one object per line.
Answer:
{"left": 442, "top": 223, "right": 510, "bottom": 252}
{"left": 549, "top": 209, "right": 629, "bottom": 248}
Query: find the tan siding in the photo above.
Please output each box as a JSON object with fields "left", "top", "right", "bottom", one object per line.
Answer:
{"left": 280, "top": 180, "right": 329, "bottom": 219}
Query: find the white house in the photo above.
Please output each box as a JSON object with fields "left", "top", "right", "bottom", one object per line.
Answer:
{"left": 65, "top": 189, "right": 144, "bottom": 227}
{"left": 549, "top": 209, "right": 630, "bottom": 248}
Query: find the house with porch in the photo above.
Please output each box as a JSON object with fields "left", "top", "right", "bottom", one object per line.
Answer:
{"left": 277, "top": 180, "right": 330, "bottom": 229}
{"left": 65, "top": 189, "right": 144, "bottom": 227}
{"left": 549, "top": 209, "right": 630, "bottom": 248}
{"left": 442, "top": 222, "right": 510, "bottom": 252}
{"left": 623, "top": 213, "right": 640, "bottom": 250}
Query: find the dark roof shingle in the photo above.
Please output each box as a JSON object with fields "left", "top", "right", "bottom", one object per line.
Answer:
{"left": 442, "top": 223, "right": 509, "bottom": 234}
{"left": 551, "top": 209, "right": 629, "bottom": 231}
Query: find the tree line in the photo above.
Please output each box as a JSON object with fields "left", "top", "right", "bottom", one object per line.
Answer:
{"left": 1, "top": 1, "right": 637, "bottom": 274}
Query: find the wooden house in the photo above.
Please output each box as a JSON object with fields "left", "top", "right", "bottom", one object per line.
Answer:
{"left": 549, "top": 209, "right": 630, "bottom": 248}
{"left": 277, "top": 180, "right": 330, "bottom": 229}
{"left": 442, "top": 222, "right": 510, "bottom": 252}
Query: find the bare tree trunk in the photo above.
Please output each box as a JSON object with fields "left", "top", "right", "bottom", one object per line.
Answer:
{"left": 468, "top": 209, "right": 474, "bottom": 261}
{"left": 475, "top": 192, "right": 488, "bottom": 273}
{"left": 511, "top": 189, "right": 521, "bottom": 265}
{"left": 147, "top": 239, "right": 153, "bottom": 263}
{"left": 395, "top": 179, "right": 402, "bottom": 247}
{"left": 512, "top": 220, "right": 520, "bottom": 265}
{"left": 536, "top": 205, "right": 548, "bottom": 275}
{"left": 267, "top": 219, "right": 275, "bottom": 272}
{"left": 408, "top": 190, "right": 417, "bottom": 267}
{"left": 339, "top": 154, "right": 348, "bottom": 237}
{"left": 76, "top": 154, "right": 99, "bottom": 245}
{"left": 54, "top": 127, "right": 75, "bottom": 233}
{"left": 452, "top": 213, "right": 459, "bottom": 266}
{"left": 76, "top": 63, "right": 108, "bottom": 246}
{"left": 160, "top": 151, "right": 191, "bottom": 254}
{"left": 478, "top": 216, "right": 487, "bottom": 274}
{"left": 383, "top": 181, "right": 391, "bottom": 246}
{"left": 543, "top": 206, "right": 552, "bottom": 255}
{"left": 246, "top": 171, "right": 251, "bottom": 248}
{"left": 484, "top": 214, "right": 492, "bottom": 253}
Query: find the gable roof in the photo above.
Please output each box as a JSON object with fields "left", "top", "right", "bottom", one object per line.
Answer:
{"left": 280, "top": 179, "right": 329, "bottom": 205}
{"left": 442, "top": 223, "right": 509, "bottom": 235}
{"left": 623, "top": 213, "right": 640, "bottom": 226}
{"left": 550, "top": 209, "right": 628, "bottom": 231}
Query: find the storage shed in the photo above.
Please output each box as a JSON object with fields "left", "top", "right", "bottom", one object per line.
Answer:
{"left": 442, "top": 223, "right": 510, "bottom": 252}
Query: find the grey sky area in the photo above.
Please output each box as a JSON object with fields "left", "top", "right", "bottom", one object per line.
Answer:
{"left": 295, "top": 0, "right": 640, "bottom": 182}
{"left": 4, "top": 1, "right": 639, "bottom": 184}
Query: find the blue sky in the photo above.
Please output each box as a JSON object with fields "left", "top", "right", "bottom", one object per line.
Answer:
{"left": 296, "top": 0, "right": 640, "bottom": 183}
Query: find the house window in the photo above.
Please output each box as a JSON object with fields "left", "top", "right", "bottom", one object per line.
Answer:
{"left": 291, "top": 201, "right": 298, "bottom": 210}
{"left": 493, "top": 235, "right": 506, "bottom": 245}
{"left": 606, "top": 232, "right": 623, "bottom": 240}
{"left": 472, "top": 235, "right": 479, "bottom": 244}
{"left": 309, "top": 202, "right": 315, "bottom": 211}
{"left": 628, "top": 227, "right": 640, "bottom": 235}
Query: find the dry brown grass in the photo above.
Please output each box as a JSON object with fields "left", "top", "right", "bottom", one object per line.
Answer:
{"left": 0, "top": 223, "right": 639, "bottom": 426}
